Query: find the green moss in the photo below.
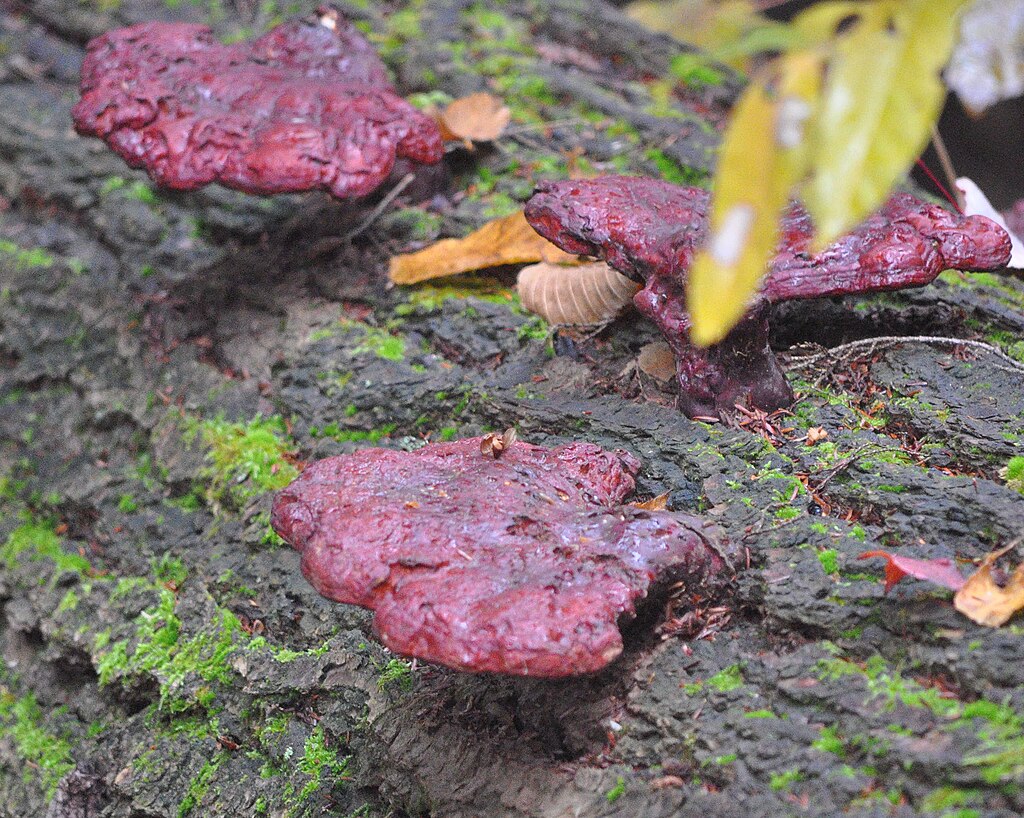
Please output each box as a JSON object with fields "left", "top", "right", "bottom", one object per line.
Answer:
{"left": 706, "top": 664, "right": 743, "bottom": 692}
{"left": 297, "top": 726, "right": 349, "bottom": 800}
{"left": 815, "top": 651, "right": 1024, "bottom": 784}
{"left": 184, "top": 414, "right": 299, "bottom": 507}
{"left": 481, "top": 191, "right": 521, "bottom": 219}
{"left": 1, "top": 519, "right": 91, "bottom": 576}
{"left": 517, "top": 316, "right": 549, "bottom": 342}
{"left": 774, "top": 505, "right": 800, "bottom": 521}
{"left": 938, "top": 269, "right": 1024, "bottom": 310}
{"left": 96, "top": 588, "right": 246, "bottom": 711}
{"left": 605, "top": 776, "right": 626, "bottom": 803}
{"left": 118, "top": 493, "right": 140, "bottom": 513}
{"left": 1001, "top": 456, "right": 1024, "bottom": 495}
{"left": 0, "top": 688, "right": 74, "bottom": 798}
{"left": 396, "top": 279, "right": 520, "bottom": 316}
{"left": 669, "top": 52, "right": 727, "bottom": 88}
{"left": 406, "top": 90, "right": 454, "bottom": 109}
{"left": 812, "top": 725, "right": 845, "bottom": 757}
{"left": 817, "top": 549, "right": 840, "bottom": 575}
{"left": 769, "top": 768, "right": 803, "bottom": 791}
{"left": 743, "top": 709, "right": 778, "bottom": 719}
{"left": 377, "top": 658, "right": 414, "bottom": 692}
{"left": 308, "top": 422, "right": 397, "bottom": 444}
{"left": 714, "top": 752, "right": 737, "bottom": 764}
{"left": 101, "top": 176, "right": 160, "bottom": 205}
{"left": 57, "top": 588, "right": 80, "bottom": 612}
{"left": 643, "top": 148, "right": 705, "bottom": 186}
{"left": 154, "top": 554, "right": 188, "bottom": 587}
{"left": 350, "top": 324, "right": 406, "bottom": 361}
{"left": 178, "top": 751, "right": 226, "bottom": 817}
{"left": 0, "top": 240, "right": 55, "bottom": 270}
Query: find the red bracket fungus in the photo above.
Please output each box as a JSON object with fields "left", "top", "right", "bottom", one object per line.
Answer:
{"left": 271, "top": 437, "right": 731, "bottom": 677}
{"left": 525, "top": 176, "right": 1012, "bottom": 419}
{"left": 72, "top": 7, "right": 443, "bottom": 199}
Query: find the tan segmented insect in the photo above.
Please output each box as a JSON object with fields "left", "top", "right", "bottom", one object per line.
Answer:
{"left": 517, "top": 261, "right": 640, "bottom": 326}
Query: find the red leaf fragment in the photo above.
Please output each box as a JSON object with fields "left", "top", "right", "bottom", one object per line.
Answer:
{"left": 271, "top": 437, "right": 731, "bottom": 677}
{"left": 858, "top": 550, "right": 966, "bottom": 594}
{"left": 525, "top": 176, "right": 1011, "bottom": 419}
{"left": 72, "top": 7, "right": 443, "bottom": 198}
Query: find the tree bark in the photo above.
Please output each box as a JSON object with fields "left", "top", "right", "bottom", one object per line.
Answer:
{"left": 1, "top": 2, "right": 1023, "bottom": 817}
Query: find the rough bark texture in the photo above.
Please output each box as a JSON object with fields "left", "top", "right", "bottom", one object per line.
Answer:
{"left": 1, "top": 2, "right": 1023, "bottom": 818}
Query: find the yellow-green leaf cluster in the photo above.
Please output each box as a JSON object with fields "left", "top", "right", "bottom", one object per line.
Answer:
{"left": 688, "top": 0, "right": 970, "bottom": 346}
{"left": 625, "top": 0, "right": 800, "bottom": 71}
{"left": 688, "top": 52, "right": 821, "bottom": 345}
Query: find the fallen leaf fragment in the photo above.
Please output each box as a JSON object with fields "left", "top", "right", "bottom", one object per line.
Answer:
{"left": 631, "top": 492, "right": 669, "bottom": 511}
{"left": 437, "top": 91, "right": 511, "bottom": 145}
{"left": 517, "top": 260, "right": 640, "bottom": 325}
{"left": 858, "top": 550, "right": 966, "bottom": 594}
{"left": 805, "top": 426, "right": 828, "bottom": 445}
{"left": 954, "top": 545, "right": 1024, "bottom": 627}
{"left": 636, "top": 341, "right": 677, "bottom": 383}
{"left": 389, "top": 212, "right": 578, "bottom": 285}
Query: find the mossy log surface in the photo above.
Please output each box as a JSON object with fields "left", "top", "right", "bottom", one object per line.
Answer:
{"left": 1, "top": 2, "right": 1024, "bottom": 817}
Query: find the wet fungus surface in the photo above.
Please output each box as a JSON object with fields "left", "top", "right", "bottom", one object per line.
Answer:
{"left": 525, "top": 176, "right": 1012, "bottom": 419}
{"left": 72, "top": 7, "right": 443, "bottom": 198}
{"left": 271, "top": 437, "right": 730, "bottom": 677}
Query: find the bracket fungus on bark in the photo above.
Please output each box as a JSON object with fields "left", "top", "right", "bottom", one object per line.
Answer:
{"left": 72, "top": 7, "right": 443, "bottom": 199}
{"left": 271, "top": 437, "right": 730, "bottom": 677}
{"left": 525, "top": 176, "right": 1012, "bottom": 419}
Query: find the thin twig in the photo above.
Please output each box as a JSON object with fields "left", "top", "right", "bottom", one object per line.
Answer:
{"left": 503, "top": 117, "right": 588, "bottom": 136}
{"left": 931, "top": 124, "right": 963, "bottom": 210}
{"left": 340, "top": 172, "right": 416, "bottom": 243}
{"left": 787, "top": 335, "right": 1024, "bottom": 374}
{"left": 302, "top": 173, "right": 417, "bottom": 261}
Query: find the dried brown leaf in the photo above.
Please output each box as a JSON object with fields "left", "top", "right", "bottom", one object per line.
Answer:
{"left": 437, "top": 92, "right": 511, "bottom": 144}
{"left": 631, "top": 492, "right": 670, "bottom": 510}
{"left": 517, "top": 261, "right": 640, "bottom": 325}
{"left": 480, "top": 428, "right": 518, "bottom": 459}
{"left": 637, "top": 341, "right": 677, "bottom": 382}
{"left": 389, "top": 212, "right": 577, "bottom": 285}
{"left": 806, "top": 426, "right": 829, "bottom": 445}
{"left": 954, "top": 547, "right": 1024, "bottom": 627}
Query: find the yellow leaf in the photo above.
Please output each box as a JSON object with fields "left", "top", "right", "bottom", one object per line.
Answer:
{"left": 954, "top": 547, "right": 1024, "bottom": 627}
{"left": 803, "top": 0, "right": 970, "bottom": 246}
{"left": 791, "top": 1, "right": 878, "bottom": 46}
{"left": 437, "top": 92, "right": 511, "bottom": 145}
{"left": 625, "top": 0, "right": 797, "bottom": 69}
{"left": 687, "top": 51, "right": 822, "bottom": 347}
{"left": 388, "top": 212, "right": 578, "bottom": 285}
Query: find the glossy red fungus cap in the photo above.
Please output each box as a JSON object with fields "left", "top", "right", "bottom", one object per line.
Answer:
{"left": 525, "top": 176, "right": 1012, "bottom": 418}
{"left": 271, "top": 437, "right": 730, "bottom": 677}
{"left": 526, "top": 176, "right": 1010, "bottom": 300}
{"left": 72, "top": 7, "right": 443, "bottom": 199}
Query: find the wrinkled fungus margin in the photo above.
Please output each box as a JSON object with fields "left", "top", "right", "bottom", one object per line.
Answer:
{"left": 271, "top": 437, "right": 730, "bottom": 677}
{"left": 72, "top": 7, "right": 443, "bottom": 199}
